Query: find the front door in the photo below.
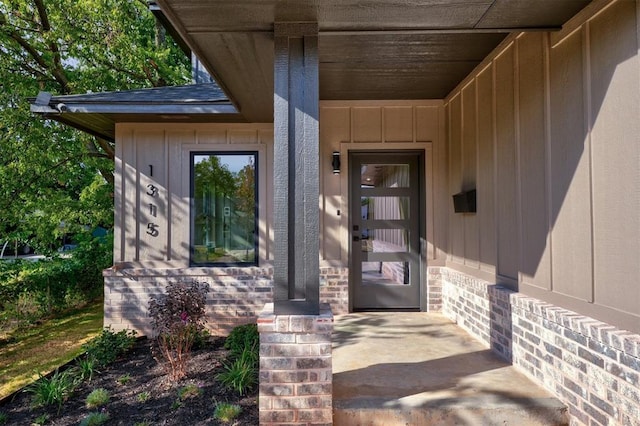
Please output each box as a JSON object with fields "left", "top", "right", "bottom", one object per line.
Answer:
{"left": 350, "top": 151, "right": 424, "bottom": 310}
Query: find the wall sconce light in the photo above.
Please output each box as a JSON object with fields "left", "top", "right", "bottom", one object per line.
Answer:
{"left": 332, "top": 151, "right": 341, "bottom": 175}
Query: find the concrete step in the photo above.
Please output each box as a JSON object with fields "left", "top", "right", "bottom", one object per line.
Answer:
{"left": 334, "top": 395, "right": 568, "bottom": 425}
{"left": 333, "top": 313, "right": 568, "bottom": 426}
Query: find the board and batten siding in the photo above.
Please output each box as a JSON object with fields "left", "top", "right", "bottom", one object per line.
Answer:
{"left": 114, "top": 103, "right": 447, "bottom": 270}
{"left": 319, "top": 100, "right": 447, "bottom": 268}
{"left": 113, "top": 123, "right": 274, "bottom": 267}
{"left": 444, "top": 0, "right": 640, "bottom": 333}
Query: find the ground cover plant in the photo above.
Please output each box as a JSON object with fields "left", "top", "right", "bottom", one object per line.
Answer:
{"left": 0, "top": 331, "right": 258, "bottom": 425}
{"left": 214, "top": 402, "right": 243, "bottom": 423}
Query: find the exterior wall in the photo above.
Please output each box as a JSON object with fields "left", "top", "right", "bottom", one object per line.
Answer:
{"left": 440, "top": 267, "right": 640, "bottom": 426}
{"left": 319, "top": 100, "right": 447, "bottom": 269}
{"left": 104, "top": 266, "right": 348, "bottom": 336}
{"left": 108, "top": 101, "right": 446, "bottom": 335}
{"left": 440, "top": 2, "right": 640, "bottom": 423}
{"left": 444, "top": 0, "right": 640, "bottom": 334}
{"left": 113, "top": 123, "right": 274, "bottom": 267}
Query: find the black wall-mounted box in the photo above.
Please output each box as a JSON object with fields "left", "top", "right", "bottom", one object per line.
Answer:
{"left": 452, "top": 189, "right": 476, "bottom": 213}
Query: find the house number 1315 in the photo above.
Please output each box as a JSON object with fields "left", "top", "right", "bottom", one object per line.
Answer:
{"left": 145, "top": 183, "right": 159, "bottom": 237}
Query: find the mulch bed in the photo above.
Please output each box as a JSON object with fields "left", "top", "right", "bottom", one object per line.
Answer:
{"left": 0, "top": 337, "right": 258, "bottom": 425}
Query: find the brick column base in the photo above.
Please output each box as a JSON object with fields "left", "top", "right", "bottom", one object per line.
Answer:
{"left": 258, "top": 303, "right": 333, "bottom": 425}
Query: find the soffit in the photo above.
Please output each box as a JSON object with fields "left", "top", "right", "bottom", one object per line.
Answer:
{"left": 156, "top": 0, "right": 592, "bottom": 122}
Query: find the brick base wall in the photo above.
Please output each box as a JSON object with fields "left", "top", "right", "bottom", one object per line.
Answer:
{"left": 441, "top": 268, "right": 640, "bottom": 426}
{"left": 103, "top": 267, "right": 274, "bottom": 336}
{"left": 103, "top": 266, "right": 348, "bottom": 336}
{"left": 258, "top": 303, "right": 333, "bottom": 425}
{"left": 427, "top": 266, "right": 443, "bottom": 312}
{"left": 319, "top": 267, "right": 349, "bottom": 315}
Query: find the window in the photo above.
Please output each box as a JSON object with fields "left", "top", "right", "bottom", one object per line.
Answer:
{"left": 191, "top": 152, "right": 258, "bottom": 266}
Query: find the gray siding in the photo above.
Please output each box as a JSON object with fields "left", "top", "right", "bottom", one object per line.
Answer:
{"left": 444, "top": 0, "right": 640, "bottom": 333}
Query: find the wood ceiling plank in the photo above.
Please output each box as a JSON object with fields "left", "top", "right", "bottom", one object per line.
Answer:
{"left": 319, "top": 33, "right": 507, "bottom": 63}
{"left": 476, "top": 0, "right": 592, "bottom": 28}
{"left": 192, "top": 33, "right": 274, "bottom": 122}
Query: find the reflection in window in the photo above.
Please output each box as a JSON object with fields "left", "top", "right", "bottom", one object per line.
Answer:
{"left": 191, "top": 152, "right": 258, "bottom": 265}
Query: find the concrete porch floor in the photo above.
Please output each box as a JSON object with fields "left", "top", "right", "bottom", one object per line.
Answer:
{"left": 332, "top": 312, "right": 568, "bottom": 425}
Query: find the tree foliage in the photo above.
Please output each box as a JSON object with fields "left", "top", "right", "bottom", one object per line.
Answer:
{"left": 0, "top": 0, "right": 190, "bottom": 250}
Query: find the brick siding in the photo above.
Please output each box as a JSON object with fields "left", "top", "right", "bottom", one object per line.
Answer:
{"left": 258, "top": 303, "right": 333, "bottom": 425}
{"left": 439, "top": 267, "right": 640, "bottom": 426}
{"left": 103, "top": 266, "right": 348, "bottom": 336}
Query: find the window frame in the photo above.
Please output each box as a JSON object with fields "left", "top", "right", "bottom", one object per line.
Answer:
{"left": 189, "top": 150, "right": 259, "bottom": 267}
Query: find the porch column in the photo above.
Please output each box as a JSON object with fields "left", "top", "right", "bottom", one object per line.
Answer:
{"left": 259, "top": 22, "right": 333, "bottom": 426}
{"left": 273, "top": 22, "right": 320, "bottom": 315}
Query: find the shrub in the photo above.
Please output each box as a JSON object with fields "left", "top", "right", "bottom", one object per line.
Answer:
{"left": 213, "top": 402, "right": 242, "bottom": 423}
{"left": 224, "top": 323, "right": 258, "bottom": 358}
{"left": 25, "top": 369, "right": 77, "bottom": 411}
{"left": 79, "top": 411, "right": 110, "bottom": 426}
{"left": 82, "top": 327, "right": 136, "bottom": 367}
{"left": 0, "top": 234, "right": 112, "bottom": 326}
{"left": 148, "top": 281, "right": 209, "bottom": 380}
{"left": 137, "top": 391, "right": 150, "bottom": 403}
{"left": 217, "top": 341, "right": 258, "bottom": 396}
{"left": 0, "top": 412, "right": 8, "bottom": 425}
{"left": 85, "top": 388, "right": 110, "bottom": 408}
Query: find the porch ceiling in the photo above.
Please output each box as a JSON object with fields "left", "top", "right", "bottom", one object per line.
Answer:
{"left": 155, "top": 0, "right": 593, "bottom": 122}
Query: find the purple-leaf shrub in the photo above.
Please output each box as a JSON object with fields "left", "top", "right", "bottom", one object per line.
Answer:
{"left": 148, "top": 280, "right": 210, "bottom": 380}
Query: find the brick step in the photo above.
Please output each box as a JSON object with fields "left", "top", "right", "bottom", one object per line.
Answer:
{"left": 333, "top": 395, "right": 568, "bottom": 425}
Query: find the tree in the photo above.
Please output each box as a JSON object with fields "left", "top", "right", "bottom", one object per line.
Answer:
{"left": 0, "top": 0, "right": 190, "bottom": 251}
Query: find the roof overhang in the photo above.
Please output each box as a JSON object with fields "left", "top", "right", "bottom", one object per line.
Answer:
{"left": 154, "top": 0, "right": 593, "bottom": 122}
{"left": 29, "top": 84, "right": 241, "bottom": 141}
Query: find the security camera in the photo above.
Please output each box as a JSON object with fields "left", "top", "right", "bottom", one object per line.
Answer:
{"left": 56, "top": 103, "right": 68, "bottom": 112}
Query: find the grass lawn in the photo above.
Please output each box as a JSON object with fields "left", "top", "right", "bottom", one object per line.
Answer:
{"left": 0, "top": 301, "right": 103, "bottom": 399}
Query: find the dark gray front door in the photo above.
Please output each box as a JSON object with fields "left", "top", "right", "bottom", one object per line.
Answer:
{"left": 350, "top": 152, "right": 423, "bottom": 310}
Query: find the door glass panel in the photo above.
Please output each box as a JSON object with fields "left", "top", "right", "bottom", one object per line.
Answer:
{"left": 361, "top": 229, "right": 408, "bottom": 253}
{"left": 362, "top": 261, "right": 410, "bottom": 285}
{"left": 360, "top": 164, "right": 410, "bottom": 187}
{"left": 361, "top": 196, "right": 410, "bottom": 221}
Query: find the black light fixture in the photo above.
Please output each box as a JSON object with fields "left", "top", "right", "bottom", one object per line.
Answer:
{"left": 332, "top": 151, "right": 341, "bottom": 175}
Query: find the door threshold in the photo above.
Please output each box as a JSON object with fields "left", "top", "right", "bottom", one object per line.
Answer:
{"left": 352, "top": 308, "right": 420, "bottom": 312}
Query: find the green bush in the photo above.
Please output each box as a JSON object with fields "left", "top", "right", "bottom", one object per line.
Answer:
{"left": 0, "top": 411, "right": 8, "bottom": 425}
{"left": 82, "top": 327, "right": 136, "bottom": 367}
{"left": 223, "top": 323, "right": 258, "bottom": 358}
{"left": 0, "top": 234, "right": 112, "bottom": 323}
